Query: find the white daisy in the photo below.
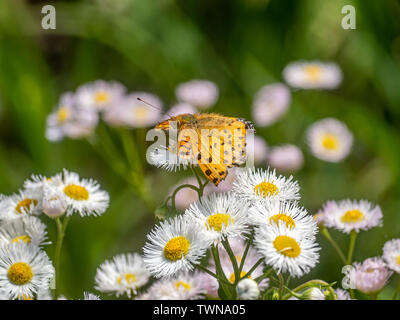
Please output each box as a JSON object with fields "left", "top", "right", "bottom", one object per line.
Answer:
{"left": 307, "top": 118, "right": 353, "bottom": 162}
{"left": 236, "top": 278, "right": 260, "bottom": 300}
{"left": 45, "top": 92, "right": 99, "bottom": 142}
{"left": 232, "top": 167, "right": 300, "bottom": 204}
{"left": 57, "top": 169, "right": 109, "bottom": 217}
{"left": 383, "top": 239, "right": 400, "bottom": 274}
{"left": 185, "top": 193, "right": 249, "bottom": 243}
{"left": 75, "top": 80, "right": 126, "bottom": 112}
{"left": 175, "top": 79, "right": 218, "bottom": 109}
{"left": 0, "top": 189, "right": 42, "bottom": 221}
{"left": 252, "top": 83, "right": 291, "bottom": 127}
{"left": 0, "top": 243, "right": 54, "bottom": 299}
{"left": 148, "top": 138, "right": 194, "bottom": 172}
{"left": 250, "top": 201, "right": 318, "bottom": 239}
{"left": 268, "top": 144, "right": 304, "bottom": 172}
{"left": 283, "top": 61, "right": 342, "bottom": 90}
{"left": 254, "top": 222, "right": 320, "bottom": 278}
{"left": 321, "top": 199, "right": 383, "bottom": 234}
{"left": 0, "top": 216, "right": 50, "bottom": 248}
{"left": 95, "top": 253, "right": 150, "bottom": 298}
{"left": 144, "top": 271, "right": 206, "bottom": 300}
{"left": 83, "top": 292, "right": 101, "bottom": 300}
{"left": 143, "top": 215, "right": 210, "bottom": 278}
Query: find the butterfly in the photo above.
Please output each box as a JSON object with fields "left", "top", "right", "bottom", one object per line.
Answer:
{"left": 155, "top": 113, "right": 254, "bottom": 186}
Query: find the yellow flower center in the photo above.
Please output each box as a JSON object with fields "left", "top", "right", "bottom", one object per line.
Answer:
{"left": 340, "top": 209, "right": 364, "bottom": 224}
{"left": 94, "top": 91, "right": 109, "bottom": 104}
{"left": 163, "top": 236, "right": 190, "bottom": 261}
{"left": 396, "top": 255, "right": 400, "bottom": 266}
{"left": 273, "top": 235, "right": 301, "bottom": 258}
{"left": 57, "top": 107, "right": 69, "bottom": 124}
{"left": 229, "top": 271, "right": 251, "bottom": 284}
{"left": 117, "top": 273, "right": 136, "bottom": 285}
{"left": 269, "top": 214, "right": 296, "bottom": 229}
{"left": 321, "top": 134, "right": 339, "bottom": 150}
{"left": 11, "top": 235, "right": 31, "bottom": 244}
{"left": 134, "top": 106, "right": 149, "bottom": 120}
{"left": 15, "top": 199, "right": 38, "bottom": 214}
{"left": 8, "top": 262, "right": 33, "bottom": 285}
{"left": 18, "top": 294, "right": 33, "bottom": 300}
{"left": 206, "top": 213, "right": 234, "bottom": 232}
{"left": 175, "top": 281, "right": 192, "bottom": 291}
{"left": 235, "top": 255, "right": 243, "bottom": 263}
{"left": 254, "top": 182, "right": 279, "bottom": 197}
{"left": 304, "top": 65, "right": 322, "bottom": 81}
{"left": 63, "top": 184, "right": 89, "bottom": 201}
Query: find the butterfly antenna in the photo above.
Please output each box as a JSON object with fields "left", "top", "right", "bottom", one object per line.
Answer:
{"left": 136, "top": 97, "right": 173, "bottom": 119}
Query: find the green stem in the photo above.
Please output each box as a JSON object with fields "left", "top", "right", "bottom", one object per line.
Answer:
{"left": 320, "top": 226, "right": 347, "bottom": 265}
{"left": 195, "top": 264, "right": 232, "bottom": 286}
{"left": 239, "top": 231, "right": 254, "bottom": 273}
{"left": 241, "top": 258, "right": 264, "bottom": 280}
{"left": 54, "top": 216, "right": 70, "bottom": 298}
{"left": 170, "top": 183, "right": 200, "bottom": 212}
{"left": 278, "top": 273, "right": 285, "bottom": 299}
{"left": 347, "top": 230, "right": 358, "bottom": 265}
{"left": 222, "top": 238, "right": 240, "bottom": 285}
{"left": 392, "top": 275, "right": 400, "bottom": 300}
{"left": 282, "top": 280, "right": 337, "bottom": 300}
{"left": 211, "top": 244, "right": 233, "bottom": 299}
{"left": 254, "top": 268, "right": 273, "bottom": 283}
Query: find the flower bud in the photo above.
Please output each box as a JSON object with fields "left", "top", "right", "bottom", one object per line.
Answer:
{"left": 300, "top": 287, "right": 325, "bottom": 300}
{"left": 236, "top": 278, "right": 260, "bottom": 300}
{"left": 42, "top": 189, "right": 67, "bottom": 218}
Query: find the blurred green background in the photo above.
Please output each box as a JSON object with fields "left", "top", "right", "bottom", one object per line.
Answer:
{"left": 0, "top": 0, "right": 400, "bottom": 299}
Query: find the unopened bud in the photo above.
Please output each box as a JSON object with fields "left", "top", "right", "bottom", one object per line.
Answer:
{"left": 236, "top": 278, "right": 260, "bottom": 300}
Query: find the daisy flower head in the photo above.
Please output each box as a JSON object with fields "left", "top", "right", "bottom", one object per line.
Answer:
{"left": 283, "top": 61, "right": 342, "bottom": 90}
{"left": 144, "top": 271, "right": 206, "bottom": 300}
{"left": 57, "top": 169, "right": 109, "bottom": 217}
{"left": 336, "top": 288, "right": 351, "bottom": 300}
{"left": 0, "top": 243, "right": 54, "bottom": 299}
{"left": 307, "top": 118, "right": 353, "bottom": 162}
{"left": 143, "top": 215, "right": 210, "bottom": 278}
{"left": 383, "top": 239, "right": 400, "bottom": 274}
{"left": 321, "top": 199, "right": 383, "bottom": 234}
{"left": 117, "top": 92, "right": 163, "bottom": 128}
{"left": 236, "top": 278, "right": 260, "bottom": 300}
{"left": 75, "top": 80, "right": 126, "bottom": 112}
{"left": 232, "top": 167, "right": 300, "bottom": 205}
{"left": 268, "top": 144, "right": 304, "bottom": 172}
{"left": 349, "top": 257, "right": 392, "bottom": 295}
{"left": 185, "top": 192, "right": 250, "bottom": 243}
{"left": 175, "top": 79, "right": 219, "bottom": 109}
{"left": 46, "top": 92, "right": 99, "bottom": 142}
{"left": 252, "top": 83, "right": 291, "bottom": 127}
{"left": 254, "top": 222, "right": 320, "bottom": 278}
{"left": 0, "top": 189, "right": 42, "bottom": 221}
{"left": 95, "top": 253, "right": 150, "bottom": 298}
{"left": 83, "top": 292, "right": 101, "bottom": 300}
{"left": 0, "top": 216, "right": 50, "bottom": 248}
{"left": 250, "top": 201, "right": 318, "bottom": 239}
{"left": 148, "top": 138, "right": 193, "bottom": 172}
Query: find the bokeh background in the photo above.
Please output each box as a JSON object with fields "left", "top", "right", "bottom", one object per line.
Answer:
{"left": 1, "top": 0, "right": 400, "bottom": 299}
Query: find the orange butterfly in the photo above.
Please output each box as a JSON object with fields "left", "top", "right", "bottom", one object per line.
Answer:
{"left": 155, "top": 113, "right": 254, "bottom": 186}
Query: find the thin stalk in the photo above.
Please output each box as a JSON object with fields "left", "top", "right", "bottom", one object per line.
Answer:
{"left": 392, "top": 275, "right": 400, "bottom": 300}
{"left": 239, "top": 231, "right": 254, "bottom": 273}
{"left": 170, "top": 184, "right": 200, "bottom": 212}
{"left": 320, "top": 226, "right": 347, "bottom": 265}
{"left": 278, "top": 273, "right": 285, "bottom": 299}
{"left": 222, "top": 238, "right": 240, "bottom": 284}
{"left": 254, "top": 268, "right": 273, "bottom": 283}
{"left": 347, "top": 230, "right": 358, "bottom": 265}
{"left": 241, "top": 258, "right": 264, "bottom": 280}
{"left": 54, "top": 216, "right": 70, "bottom": 298}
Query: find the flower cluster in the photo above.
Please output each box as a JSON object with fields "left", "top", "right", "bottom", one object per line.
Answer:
{"left": 46, "top": 79, "right": 219, "bottom": 142}
{"left": 0, "top": 169, "right": 109, "bottom": 300}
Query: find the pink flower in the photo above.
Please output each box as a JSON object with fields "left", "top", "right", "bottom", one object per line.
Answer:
{"left": 350, "top": 257, "right": 392, "bottom": 294}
